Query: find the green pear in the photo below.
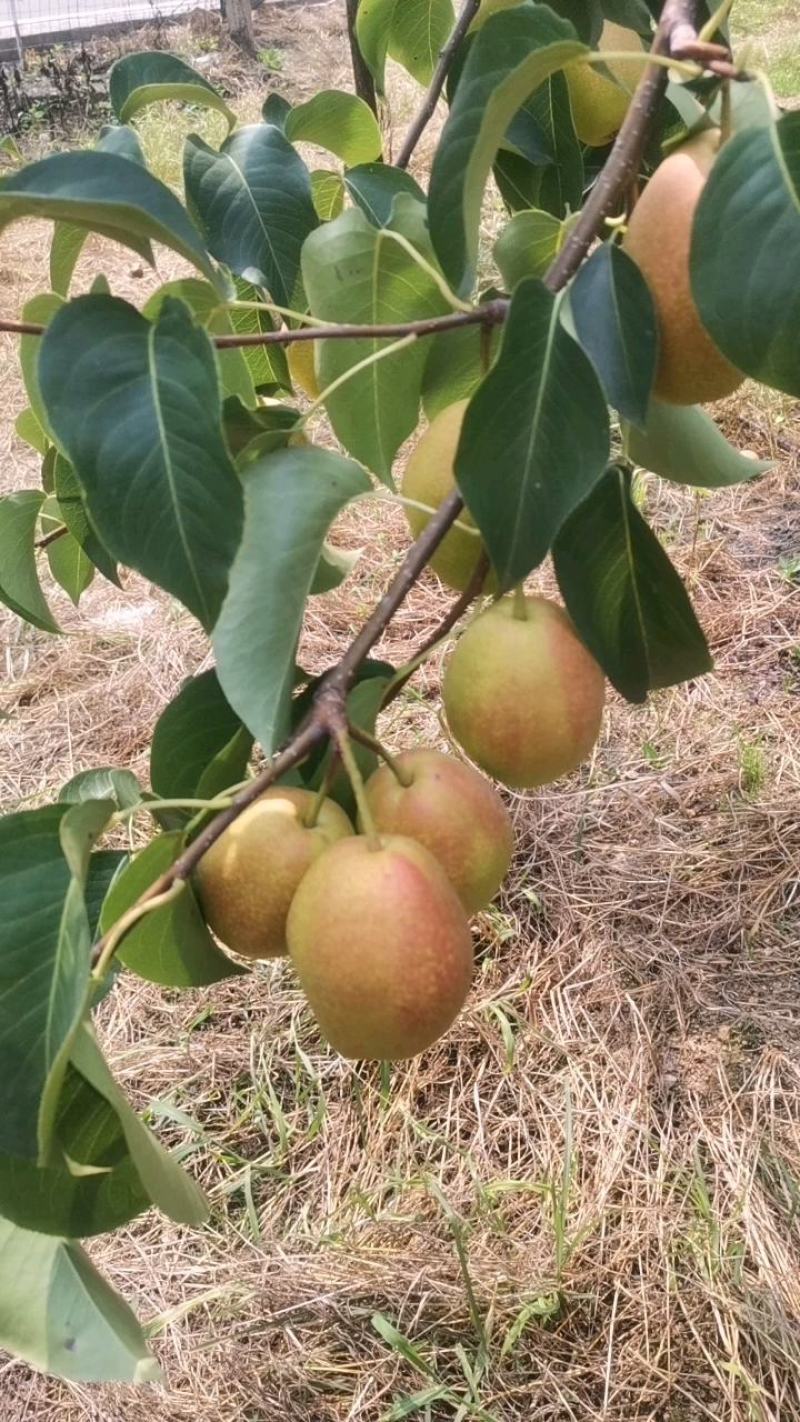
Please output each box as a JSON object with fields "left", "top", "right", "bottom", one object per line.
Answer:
{"left": 287, "top": 835, "right": 473, "bottom": 1060}
{"left": 443, "top": 596, "right": 605, "bottom": 789}
{"left": 195, "top": 787, "right": 353, "bottom": 959}
{"left": 402, "top": 400, "right": 496, "bottom": 594}
{"left": 363, "top": 749, "right": 513, "bottom": 913}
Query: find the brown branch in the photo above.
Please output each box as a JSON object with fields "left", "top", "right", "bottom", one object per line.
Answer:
{"left": 345, "top": 0, "right": 378, "bottom": 115}
{"left": 395, "top": 0, "right": 482, "bottom": 171}
{"left": 88, "top": 0, "right": 713, "bottom": 969}
{"left": 36, "top": 524, "right": 69, "bottom": 550}
{"left": 382, "top": 551, "right": 490, "bottom": 708}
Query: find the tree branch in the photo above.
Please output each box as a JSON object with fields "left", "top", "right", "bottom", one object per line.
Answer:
{"left": 88, "top": 0, "right": 719, "bottom": 968}
{"left": 395, "top": 0, "right": 481, "bottom": 171}
{"left": 345, "top": 0, "right": 378, "bottom": 115}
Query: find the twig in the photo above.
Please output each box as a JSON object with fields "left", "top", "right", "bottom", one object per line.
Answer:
{"left": 345, "top": 0, "right": 378, "bottom": 115}
{"left": 395, "top": 0, "right": 482, "bottom": 171}
{"left": 382, "top": 551, "right": 490, "bottom": 708}
{"left": 89, "top": 0, "right": 712, "bottom": 970}
{"left": 36, "top": 524, "right": 69, "bottom": 550}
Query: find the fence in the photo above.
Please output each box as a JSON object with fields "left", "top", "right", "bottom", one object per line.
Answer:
{"left": 0, "top": 0, "right": 279, "bottom": 61}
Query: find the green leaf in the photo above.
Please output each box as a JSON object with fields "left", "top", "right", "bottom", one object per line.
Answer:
{"left": 39, "top": 295, "right": 244, "bottom": 631}
{"left": 213, "top": 446, "right": 370, "bottom": 753}
{"left": 356, "top": 0, "right": 399, "bottom": 92}
{"left": 422, "top": 320, "right": 501, "bottom": 419}
{"left": 150, "top": 668, "right": 253, "bottom": 801}
{"left": 53, "top": 452, "right": 119, "bottom": 586}
{"left": 310, "top": 542, "right": 361, "bottom": 595}
{"left": 691, "top": 113, "right": 800, "bottom": 397}
{"left": 0, "top": 1064, "right": 149, "bottom": 1238}
{"left": 109, "top": 50, "right": 234, "bottom": 129}
{"left": 568, "top": 242, "right": 658, "bottom": 430}
{"left": 0, "top": 151, "right": 217, "bottom": 284}
{"left": 493, "top": 147, "right": 543, "bottom": 212}
{"left": 50, "top": 126, "right": 145, "bottom": 298}
{"left": 494, "top": 206, "right": 562, "bottom": 286}
{"left": 20, "top": 291, "right": 63, "bottom": 436}
{"left": 85, "top": 852, "right": 128, "bottom": 939}
{"left": 521, "top": 70, "right": 583, "bottom": 218}
{"left": 184, "top": 124, "right": 318, "bottom": 308}
{"left": 0, "top": 490, "right": 59, "bottom": 632}
{"left": 344, "top": 163, "right": 426, "bottom": 227}
{"left": 388, "top": 0, "right": 455, "bottom": 86}
{"left": 301, "top": 205, "right": 450, "bottom": 479}
{"left": 455, "top": 278, "right": 609, "bottom": 588}
{"left": 59, "top": 768, "right": 141, "bottom": 810}
{"left": 428, "top": 5, "right": 584, "bottom": 292}
{"left": 15, "top": 406, "right": 49, "bottom": 455}
{"left": 143, "top": 276, "right": 256, "bottom": 409}
{"left": 627, "top": 400, "right": 771, "bottom": 488}
{"left": 262, "top": 92, "right": 292, "bottom": 128}
{"left": 553, "top": 464, "right": 712, "bottom": 702}
{"left": 285, "top": 89, "right": 382, "bottom": 165}
{"left": 100, "top": 833, "right": 245, "bottom": 987}
{"left": 70, "top": 1023, "right": 209, "bottom": 1225}
{"left": 310, "top": 169, "right": 345, "bottom": 221}
{"left": 41, "top": 499, "right": 94, "bottom": 605}
{"left": 0, "top": 1219, "right": 159, "bottom": 1383}
{"left": 222, "top": 396, "right": 302, "bottom": 463}
{"left": 228, "top": 276, "right": 291, "bottom": 392}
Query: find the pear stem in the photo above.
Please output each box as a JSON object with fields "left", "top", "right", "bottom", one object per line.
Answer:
{"left": 304, "top": 753, "right": 340, "bottom": 829}
{"left": 333, "top": 725, "right": 382, "bottom": 850}
{"left": 512, "top": 585, "right": 528, "bottom": 621}
{"left": 349, "top": 726, "right": 414, "bottom": 788}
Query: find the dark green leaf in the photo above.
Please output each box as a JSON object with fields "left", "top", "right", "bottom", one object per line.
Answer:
{"left": 0, "top": 490, "right": 59, "bottom": 632}
{"left": 456, "top": 278, "right": 609, "bottom": 588}
{"left": 691, "top": 113, "right": 800, "bottom": 396}
{"left": 523, "top": 70, "right": 583, "bottom": 218}
{"left": 569, "top": 242, "right": 657, "bottom": 429}
{"left": 96, "top": 123, "right": 147, "bottom": 163}
{"left": 70, "top": 1023, "right": 209, "bottom": 1225}
{"left": 387, "top": 0, "right": 455, "bottom": 86}
{"left": 310, "top": 169, "right": 345, "bottom": 222}
{"left": 310, "top": 542, "right": 361, "bottom": 595}
{"left": 493, "top": 148, "right": 543, "bottom": 212}
{"left": 213, "top": 447, "right": 370, "bottom": 753}
{"left": 428, "top": 6, "right": 584, "bottom": 292}
{"left": 59, "top": 768, "right": 141, "bottom": 810}
{"left": 0, "top": 151, "right": 216, "bottom": 283}
{"left": 49, "top": 126, "right": 146, "bottom": 297}
{"left": 228, "top": 276, "right": 290, "bottom": 391}
{"left": 85, "top": 852, "right": 127, "bottom": 938}
{"left": 0, "top": 1219, "right": 159, "bottom": 1382}
{"left": 109, "top": 50, "right": 234, "bottom": 128}
{"left": 143, "top": 276, "right": 256, "bottom": 408}
{"left": 53, "top": 452, "right": 119, "bottom": 586}
{"left": 344, "top": 163, "right": 426, "bottom": 227}
{"left": 184, "top": 124, "right": 318, "bottom": 308}
{"left": 627, "top": 400, "right": 771, "bottom": 487}
{"left": 302, "top": 204, "right": 450, "bottom": 479}
{"left": 262, "top": 92, "right": 292, "bottom": 128}
{"left": 222, "top": 396, "right": 302, "bottom": 463}
{"left": 554, "top": 464, "right": 712, "bottom": 701}
{"left": 285, "top": 89, "right": 382, "bottom": 165}
{"left": 422, "top": 321, "right": 500, "bottom": 419}
{"left": 494, "top": 207, "right": 562, "bottom": 287}
{"left": 600, "top": 0, "right": 651, "bottom": 26}
{"left": 39, "top": 295, "right": 243, "bottom": 631}
{"left": 356, "top": 0, "right": 399, "bottom": 92}
{"left": 150, "top": 668, "right": 253, "bottom": 801}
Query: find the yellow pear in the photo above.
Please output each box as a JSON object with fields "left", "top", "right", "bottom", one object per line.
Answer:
{"left": 443, "top": 596, "right": 605, "bottom": 789}
{"left": 624, "top": 130, "right": 743, "bottom": 405}
{"left": 287, "top": 835, "right": 473, "bottom": 1060}
{"left": 363, "top": 748, "right": 514, "bottom": 913}
{"left": 195, "top": 787, "right": 352, "bottom": 959}
{"left": 287, "top": 340, "right": 320, "bottom": 401}
{"left": 565, "top": 21, "right": 644, "bottom": 147}
{"left": 402, "top": 400, "right": 496, "bottom": 594}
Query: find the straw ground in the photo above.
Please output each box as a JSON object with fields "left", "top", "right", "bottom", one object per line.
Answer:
{"left": 0, "top": 5, "right": 799, "bottom": 1419}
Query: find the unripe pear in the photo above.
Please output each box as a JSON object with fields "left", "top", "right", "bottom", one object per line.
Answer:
{"left": 195, "top": 787, "right": 352, "bottom": 959}
{"left": 363, "top": 749, "right": 513, "bottom": 914}
{"left": 287, "top": 835, "right": 473, "bottom": 1060}
{"left": 624, "top": 130, "right": 743, "bottom": 405}
{"left": 565, "top": 22, "right": 643, "bottom": 147}
{"left": 402, "top": 400, "right": 496, "bottom": 594}
{"left": 287, "top": 339, "right": 320, "bottom": 400}
{"left": 443, "top": 596, "right": 605, "bottom": 789}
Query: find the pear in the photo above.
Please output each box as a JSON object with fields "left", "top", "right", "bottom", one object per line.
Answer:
{"left": 402, "top": 400, "right": 496, "bottom": 594}
{"left": 287, "top": 835, "right": 473, "bottom": 1060}
{"left": 443, "top": 596, "right": 605, "bottom": 789}
{"left": 363, "top": 749, "right": 513, "bottom": 913}
{"left": 287, "top": 340, "right": 320, "bottom": 400}
{"left": 195, "top": 787, "right": 352, "bottom": 959}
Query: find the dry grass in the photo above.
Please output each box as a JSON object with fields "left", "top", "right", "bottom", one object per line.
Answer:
{"left": 1, "top": 5, "right": 800, "bottom": 1420}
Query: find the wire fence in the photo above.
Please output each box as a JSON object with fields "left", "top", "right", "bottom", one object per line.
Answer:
{"left": 0, "top": 0, "right": 276, "bottom": 61}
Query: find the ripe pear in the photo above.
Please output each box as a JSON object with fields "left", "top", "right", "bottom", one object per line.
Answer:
{"left": 287, "top": 339, "right": 320, "bottom": 400}
{"left": 624, "top": 130, "right": 743, "bottom": 405}
{"left": 195, "top": 787, "right": 352, "bottom": 959}
{"left": 363, "top": 749, "right": 513, "bottom": 914}
{"left": 287, "top": 834, "right": 473, "bottom": 1060}
{"left": 402, "top": 400, "right": 496, "bottom": 594}
{"left": 443, "top": 596, "right": 605, "bottom": 789}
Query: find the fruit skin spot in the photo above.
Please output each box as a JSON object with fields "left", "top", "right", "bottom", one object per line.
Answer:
{"left": 443, "top": 595, "right": 605, "bottom": 791}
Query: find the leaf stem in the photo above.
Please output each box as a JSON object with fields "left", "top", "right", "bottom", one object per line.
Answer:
{"left": 91, "top": 881, "right": 187, "bottom": 982}
{"left": 512, "top": 584, "right": 528, "bottom": 621}
{"left": 297, "top": 333, "right": 419, "bottom": 426}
